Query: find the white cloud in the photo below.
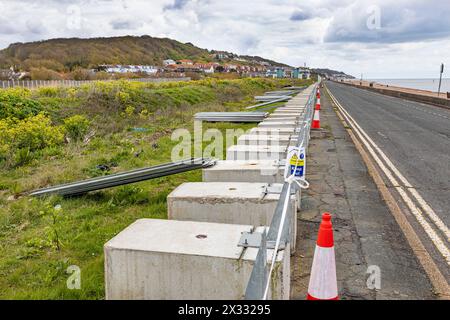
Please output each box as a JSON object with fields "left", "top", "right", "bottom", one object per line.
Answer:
{"left": 0, "top": 0, "right": 449, "bottom": 78}
{"left": 324, "top": 0, "right": 450, "bottom": 43}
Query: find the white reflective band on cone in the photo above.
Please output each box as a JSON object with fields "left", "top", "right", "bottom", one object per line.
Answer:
{"left": 307, "top": 245, "right": 338, "bottom": 299}
{"left": 313, "top": 110, "right": 320, "bottom": 121}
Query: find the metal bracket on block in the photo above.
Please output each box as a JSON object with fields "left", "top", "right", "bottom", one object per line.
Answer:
{"left": 238, "top": 231, "right": 286, "bottom": 250}
{"left": 275, "top": 159, "right": 286, "bottom": 167}
{"left": 264, "top": 184, "right": 296, "bottom": 196}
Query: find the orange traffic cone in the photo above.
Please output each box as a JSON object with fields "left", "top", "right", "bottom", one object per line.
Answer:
{"left": 312, "top": 110, "right": 320, "bottom": 129}
{"left": 307, "top": 213, "right": 338, "bottom": 300}
{"left": 317, "top": 90, "right": 321, "bottom": 99}
{"left": 315, "top": 98, "right": 321, "bottom": 110}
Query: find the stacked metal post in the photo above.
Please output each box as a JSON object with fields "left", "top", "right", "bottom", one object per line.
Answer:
{"left": 194, "top": 112, "right": 268, "bottom": 122}
{"left": 254, "top": 95, "right": 292, "bottom": 102}
{"left": 264, "top": 90, "right": 297, "bottom": 96}
{"left": 245, "top": 87, "right": 306, "bottom": 110}
{"left": 29, "top": 158, "right": 216, "bottom": 197}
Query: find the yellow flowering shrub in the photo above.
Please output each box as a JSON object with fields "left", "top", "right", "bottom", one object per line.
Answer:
{"left": 0, "top": 88, "right": 42, "bottom": 119}
{"left": 125, "top": 105, "right": 135, "bottom": 116}
{"left": 115, "top": 91, "right": 131, "bottom": 105}
{"left": 63, "top": 115, "right": 90, "bottom": 141}
{"left": 0, "top": 114, "right": 64, "bottom": 166}
{"left": 36, "top": 87, "right": 60, "bottom": 97}
{"left": 67, "top": 88, "right": 77, "bottom": 99}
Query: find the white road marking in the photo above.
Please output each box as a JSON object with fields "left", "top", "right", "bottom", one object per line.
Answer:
{"left": 377, "top": 132, "right": 388, "bottom": 139}
{"left": 328, "top": 90, "right": 450, "bottom": 265}
{"left": 394, "top": 101, "right": 449, "bottom": 119}
{"left": 356, "top": 88, "right": 450, "bottom": 119}
{"left": 331, "top": 90, "right": 450, "bottom": 240}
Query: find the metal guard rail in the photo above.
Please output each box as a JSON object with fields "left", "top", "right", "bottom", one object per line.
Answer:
{"left": 245, "top": 83, "right": 319, "bottom": 300}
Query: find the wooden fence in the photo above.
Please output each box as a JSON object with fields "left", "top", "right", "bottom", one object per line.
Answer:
{"left": 0, "top": 77, "right": 191, "bottom": 90}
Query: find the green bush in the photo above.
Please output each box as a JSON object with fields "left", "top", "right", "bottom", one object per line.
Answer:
{"left": 0, "top": 113, "right": 64, "bottom": 166}
{"left": 36, "top": 87, "right": 61, "bottom": 98}
{"left": 63, "top": 115, "right": 90, "bottom": 142}
{"left": 0, "top": 88, "right": 43, "bottom": 120}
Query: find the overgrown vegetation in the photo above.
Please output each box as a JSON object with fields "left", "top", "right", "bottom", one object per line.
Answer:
{"left": 0, "top": 89, "right": 43, "bottom": 119}
{"left": 63, "top": 115, "right": 90, "bottom": 142}
{"left": 0, "top": 77, "right": 312, "bottom": 299}
{"left": 0, "top": 114, "right": 65, "bottom": 167}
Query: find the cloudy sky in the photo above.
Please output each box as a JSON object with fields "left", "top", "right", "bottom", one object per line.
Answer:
{"left": 0, "top": 0, "right": 449, "bottom": 78}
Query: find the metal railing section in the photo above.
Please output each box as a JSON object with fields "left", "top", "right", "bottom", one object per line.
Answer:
{"left": 194, "top": 112, "right": 268, "bottom": 123}
{"left": 245, "top": 83, "right": 318, "bottom": 300}
{"left": 29, "top": 158, "right": 216, "bottom": 197}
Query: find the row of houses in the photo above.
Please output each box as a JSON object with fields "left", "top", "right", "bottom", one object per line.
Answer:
{"left": 162, "top": 59, "right": 311, "bottom": 79}
{"left": 96, "top": 61, "right": 311, "bottom": 79}
{"left": 164, "top": 60, "right": 216, "bottom": 73}
{"left": 163, "top": 59, "right": 267, "bottom": 74}
{"left": 98, "top": 65, "right": 159, "bottom": 75}
{"left": 1, "top": 60, "right": 312, "bottom": 80}
{"left": 98, "top": 59, "right": 270, "bottom": 76}
{"left": 0, "top": 67, "right": 28, "bottom": 80}
{"left": 265, "top": 67, "right": 311, "bottom": 79}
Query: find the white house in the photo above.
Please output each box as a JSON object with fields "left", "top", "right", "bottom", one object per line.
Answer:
{"left": 163, "top": 59, "right": 176, "bottom": 66}
{"left": 298, "top": 68, "right": 311, "bottom": 79}
{"left": 216, "top": 52, "right": 229, "bottom": 59}
{"left": 104, "top": 65, "right": 159, "bottom": 75}
{"left": 202, "top": 65, "right": 215, "bottom": 74}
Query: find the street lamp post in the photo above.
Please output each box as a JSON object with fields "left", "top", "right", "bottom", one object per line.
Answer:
{"left": 437, "top": 63, "right": 444, "bottom": 97}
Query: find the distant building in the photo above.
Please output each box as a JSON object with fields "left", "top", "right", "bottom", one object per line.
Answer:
{"left": 169, "top": 64, "right": 201, "bottom": 73}
{"left": 237, "top": 65, "right": 251, "bottom": 73}
{"left": 194, "top": 63, "right": 216, "bottom": 74}
{"left": 215, "top": 65, "right": 225, "bottom": 73}
{"left": 225, "top": 64, "right": 238, "bottom": 72}
{"left": 215, "top": 52, "right": 230, "bottom": 60}
{"left": 237, "top": 65, "right": 265, "bottom": 76}
{"left": 284, "top": 67, "right": 294, "bottom": 78}
{"left": 266, "top": 68, "right": 277, "bottom": 78}
{"left": 266, "top": 67, "right": 285, "bottom": 79}
{"left": 0, "top": 68, "right": 14, "bottom": 80}
{"left": 292, "top": 67, "right": 311, "bottom": 79}
{"left": 163, "top": 59, "right": 176, "bottom": 66}
{"left": 0, "top": 67, "right": 27, "bottom": 80}
{"left": 177, "top": 59, "right": 194, "bottom": 65}
{"left": 101, "top": 65, "right": 159, "bottom": 75}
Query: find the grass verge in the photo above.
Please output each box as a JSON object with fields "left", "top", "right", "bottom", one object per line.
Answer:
{"left": 0, "top": 77, "right": 312, "bottom": 299}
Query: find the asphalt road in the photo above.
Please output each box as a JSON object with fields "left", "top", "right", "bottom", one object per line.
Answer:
{"left": 292, "top": 90, "right": 435, "bottom": 299}
{"left": 326, "top": 81, "right": 450, "bottom": 279}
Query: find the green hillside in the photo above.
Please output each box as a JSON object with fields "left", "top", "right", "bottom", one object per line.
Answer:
{"left": 0, "top": 35, "right": 288, "bottom": 73}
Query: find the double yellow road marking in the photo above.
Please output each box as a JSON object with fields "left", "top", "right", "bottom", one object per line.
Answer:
{"left": 327, "top": 87, "right": 450, "bottom": 298}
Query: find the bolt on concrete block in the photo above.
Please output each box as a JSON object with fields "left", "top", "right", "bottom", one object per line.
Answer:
{"left": 104, "top": 219, "right": 289, "bottom": 300}
{"left": 167, "top": 182, "right": 297, "bottom": 252}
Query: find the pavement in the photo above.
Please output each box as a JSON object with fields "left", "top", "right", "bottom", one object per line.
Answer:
{"left": 326, "top": 82, "right": 450, "bottom": 282}
{"left": 291, "top": 86, "right": 436, "bottom": 300}
{"left": 343, "top": 80, "right": 450, "bottom": 100}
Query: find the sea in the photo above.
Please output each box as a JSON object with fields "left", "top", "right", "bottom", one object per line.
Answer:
{"left": 369, "top": 78, "right": 450, "bottom": 93}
